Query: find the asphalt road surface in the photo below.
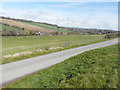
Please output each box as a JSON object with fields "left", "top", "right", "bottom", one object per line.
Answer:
{"left": 0, "top": 38, "right": 118, "bottom": 87}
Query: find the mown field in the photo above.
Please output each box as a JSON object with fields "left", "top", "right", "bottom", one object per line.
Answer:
{"left": 27, "top": 22, "right": 70, "bottom": 33}
{"left": 2, "top": 35, "right": 106, "bottom": 64}
{"left": 4, "top": 44, "right": 119, "bottom": 88}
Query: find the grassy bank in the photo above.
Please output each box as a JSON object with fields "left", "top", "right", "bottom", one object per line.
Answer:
{"left": 4, "top": 44, "right": 119, "bottom": 88}
{"left": 2, "top": 35, "right": 107, "bottom": 64}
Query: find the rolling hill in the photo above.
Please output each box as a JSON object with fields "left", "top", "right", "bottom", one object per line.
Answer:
{"left": 0, "top": 17, "right": 69, "bottom": 36}
{"left": 0, "top": 16, "right": 118, "bottom": 36}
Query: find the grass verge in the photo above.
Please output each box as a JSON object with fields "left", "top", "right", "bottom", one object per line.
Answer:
{"left": 4, "top": 44, "right": 119, "bottom": 88}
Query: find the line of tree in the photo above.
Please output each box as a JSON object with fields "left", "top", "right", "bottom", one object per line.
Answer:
{"left": 2, "top": 29, "right": 38, "bottom": 36}
{"left": 105, "top": 32, "right": 119, "bottom": 39}
{"left": 2, "top": 27, "right": 64, "bottom": 36}
{"left": 62, "top": 27, "right": 117, "bottom": 35}
{"left": 0, "top": 16, "right": 59, "bottom": 27}
{"left": 0, "top": 22, "right": 25, "bottom": 30}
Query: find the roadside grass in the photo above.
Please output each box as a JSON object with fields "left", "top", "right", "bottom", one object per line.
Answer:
{"left": 2, "top": 35, "right": 107, "bottom": 64}
{"left": 4, "top": 44, "right": 119, "bottom": 88}
{"left": 26, "top": 22, "right": 70, "bottom": 33}
{"left": 2, "top": 35, "right": 117, "bottom": 64}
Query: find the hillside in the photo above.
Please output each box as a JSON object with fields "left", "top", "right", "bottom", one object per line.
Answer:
{"left": 0, "top": 17, "right": 69, "bottom": 36}
{"left": 0, "top": 16, "right": 118, "bottom": 36}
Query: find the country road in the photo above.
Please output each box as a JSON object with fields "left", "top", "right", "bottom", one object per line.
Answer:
{"left": 0, "top": 38, "right": 119, "bottom": 87}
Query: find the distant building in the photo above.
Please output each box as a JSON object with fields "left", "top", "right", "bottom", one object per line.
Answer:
{"left": 97, "top": 32, "right": 101, "bottom": 35}
{"left": 16, "top": 32, "right": 20, "bottom": 35}
{"left": 49, "top": 34, "right": 52, "bottom": 36}
{"left": 36, "top": 31, "right": 44, "bottom": 36}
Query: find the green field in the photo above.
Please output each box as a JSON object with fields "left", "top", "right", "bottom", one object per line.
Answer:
{"left": 27, "top": 22, "right": 70, "bottom": 33}
{"left": 0, "top": 24, "right": 23, "bottom": 32}
{"left": 2, "top": 35, "right": 106, "bottom": 64}
{"left": 4, "top": 44, "right": 118, "bottom": 88}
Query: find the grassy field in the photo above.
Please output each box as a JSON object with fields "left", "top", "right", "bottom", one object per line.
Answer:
{"left": 2, "top": 35, "right": 106, "bottom": 64}
{"left": 1, "top": 18, "right": 69, "bottom": 33}
{"left": 0, "top": 24, "right": 24, "bottom": 32}
{"left": 0, "top": 18, "right": 56, "bottom": 32}
{"left": 4, "top": 44, "right": 119, "bottom": 88}
{"left": 27, "top": 22, "right": 70, "bottom": 33}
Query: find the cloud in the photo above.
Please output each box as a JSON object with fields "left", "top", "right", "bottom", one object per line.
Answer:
{"left": 54, "top": 13, "right": 117, "bottom": 30}
{"left": 1, "top": 8, "right": 117, "bottom": 30}
{"left": 43, "top": 2, "right": 86, "bottom": 9}
{"left": 0, "top": 2, "right": 118, "bottom": 30}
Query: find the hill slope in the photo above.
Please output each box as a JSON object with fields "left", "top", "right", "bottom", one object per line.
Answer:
{"left": 0, "top": 17, "right": 69, "bottom": 36}
{"left": 0, "top": 16, "right": 118, "bottom": 36}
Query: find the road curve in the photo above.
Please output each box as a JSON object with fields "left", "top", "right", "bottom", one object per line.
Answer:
{"left": 0, "top": 38, "right": 118, "bottom": 87}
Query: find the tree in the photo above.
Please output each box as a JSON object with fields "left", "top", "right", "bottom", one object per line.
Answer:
{"left": 30, "top": 31, "right": 35, "bottom": 35}
{"left": 23, "top": 30, "right": 30, "bottom": 36}
{"left": 10, "top": 30, "right": 17, "bottom": 36}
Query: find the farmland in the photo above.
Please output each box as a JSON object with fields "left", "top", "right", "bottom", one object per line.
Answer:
{"left": 27, "top": 22, "right": 70, "bottom": 33}
{"left": 1, "top": 17, "right": 118, "bottom": 36}
{"left": 1, "top": 24, "right": 24, "bottom": 35}
{"left": 0, "top": 18, "right": 68, "bottom": 33}
{"left": 1, "top": 17, "right": 118, "bottom": 64}
{"left": 2, "top": 35, "right": 106, "bottom": 64}
{"left": 0, "top": 24, "right": 23, "bottom": 32}
{"left": 4, "top": 44, "right": 118, "bottom": 88}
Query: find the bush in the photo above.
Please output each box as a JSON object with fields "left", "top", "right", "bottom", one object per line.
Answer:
{"left": 23, "top": 30, "right": 30, "bottom": 36}
{"left": 105, "top": 33, "right": 118, "bottom": 39}
{"left": 30, "top": 31, "right": 36, "bottom": 35}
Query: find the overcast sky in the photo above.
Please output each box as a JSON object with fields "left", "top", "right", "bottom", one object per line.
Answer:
{"left": 0, "top": 1, "right": 118, "bottom": 30}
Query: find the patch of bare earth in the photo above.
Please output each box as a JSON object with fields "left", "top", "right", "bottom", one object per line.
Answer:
{"left": 3, "top": 47, "right": 63, "bottom": 58}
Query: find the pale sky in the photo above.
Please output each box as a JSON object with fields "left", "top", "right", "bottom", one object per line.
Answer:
{"left": 0, "top": 1, "right": 118, "bottom": 30}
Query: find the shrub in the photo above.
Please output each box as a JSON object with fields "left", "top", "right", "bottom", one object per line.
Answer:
{"left": 23, "top": 30, "right": 30, "bottom": 36}
{"left": 105, "top": 33, "right": 118, "bottom": 39}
